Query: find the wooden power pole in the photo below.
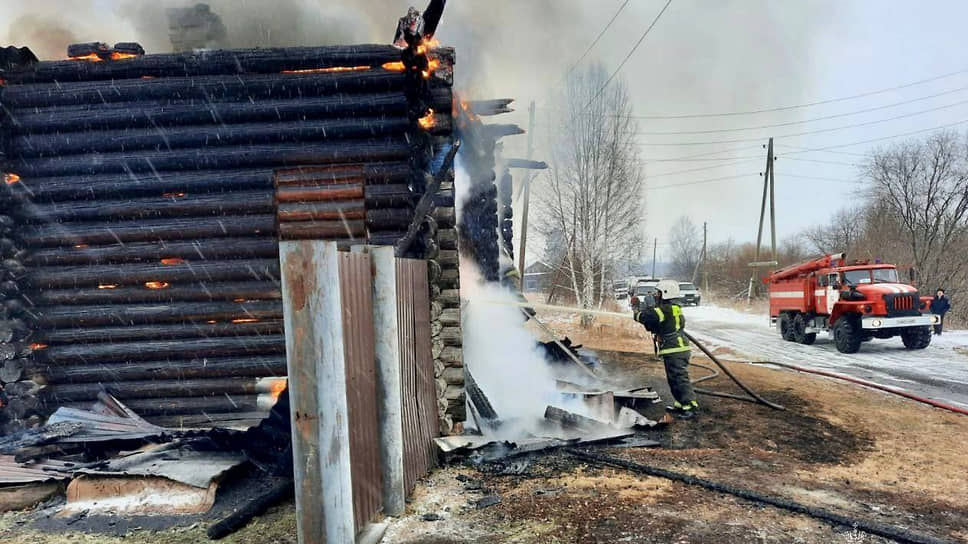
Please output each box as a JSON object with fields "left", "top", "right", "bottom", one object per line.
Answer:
{"left": 516, "top": 100, "right": 537, "bottom": 284}
{"left": 651, "top": 237, "right": 658, "bottom": 278}
{"left": 748, "top": 138, "right": 778, "bottom": 302}
{"left": 702, "top": 221, "right": 709, "bottom": 294}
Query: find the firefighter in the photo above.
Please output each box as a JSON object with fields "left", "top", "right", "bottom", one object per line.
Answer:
{"left": 634, "top": 279, "right": 698, "bottom": 419}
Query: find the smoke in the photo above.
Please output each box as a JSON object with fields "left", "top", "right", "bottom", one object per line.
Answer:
{"left": 6, "top": 14, "right": 80, "bottom": 61}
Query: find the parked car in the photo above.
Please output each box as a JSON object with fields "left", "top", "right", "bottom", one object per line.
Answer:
{"left": 612, "top": 279, "right": 629, "bottom": 300}
{"left": 629, "top": 284, "right": 659, "bottom": 312}
{"left": 678, "top": 282, "right": 701, "bottom": 306}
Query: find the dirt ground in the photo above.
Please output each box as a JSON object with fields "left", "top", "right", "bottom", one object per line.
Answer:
{"left": 2, "top": 317, "right": 967, "bottom": 543}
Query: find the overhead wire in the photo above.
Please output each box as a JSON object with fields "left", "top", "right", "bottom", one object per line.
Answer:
{"left": 561, "top": 0, "right": 631, "bottom": 82}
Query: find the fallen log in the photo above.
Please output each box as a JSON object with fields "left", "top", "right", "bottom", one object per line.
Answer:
{"left": 24, "top": 238, "right": 279, "bottom": 266}
{"left": 47, "top": 377, "right": 288, "bottom": 402}
{"left": 16, "top": 192, "right": 275, "bottom": 222}
{"left": 35, "top": 320, "right": 284, "bottom": 345}
{"left": 12, "top": 118, "right": 411, "bottom": 158}
{"left": 19, "top": 215, "right": 278, "bottom": 246}
{"left": 31, "top": 300, "right": 283, "bottom": 328}
{"left": 467, "top": 98, "right": 514, "bottom": 116}
{"left": 26, "top": 259, "right": 280, "bottom": 288}
{"left": 30, "top": 355, "right": 287, "bottom": 384}
{"left": 207, "top": 479, "right": 294, "bottom": 540}
{"left": 28, "top": 281, "right": 282, "bottom": 305}
{"left": 34, "top": 334, "right": 286, "bottom": 365}
{"left": 10, "top": 139, "right": 412, "bottom": 178}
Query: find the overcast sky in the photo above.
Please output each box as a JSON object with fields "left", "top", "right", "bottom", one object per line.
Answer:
{"left": 2, "top": 0, "right": 967, "bottom": 261}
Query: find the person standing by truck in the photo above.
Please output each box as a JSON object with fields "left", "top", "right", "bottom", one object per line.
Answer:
{"left": 634, "top": 279, "right": 698, "bottom": 419}
{"left": 931, "top": 289, "right": 951, "bottom": 335}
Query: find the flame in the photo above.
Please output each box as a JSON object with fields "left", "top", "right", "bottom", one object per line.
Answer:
{"left": 423, "top": 58, "right": 441, "bottom": 79}
{"left": 416, "top": 37, "right": 441, "bottom": 55}
{"left": 162, "top": 192, "right": 186, "bottom": 198}
{"left": 234, "top": 298, "right": 246, "bottom": 302}
{"left": 141, "top": 76, "right": 156, "bottom": 79}
{"left": 263, "top": 378, "right": 289, "bottom": 401}
{"left": 382, "top": 61, "right": 406, "bottom": 72}
{"left": 4, "top": 173, "right": 20, "bottom": 185}
{"left": 70, "top": 53, "right": 104, "bottom": 62}
{"left": 207, "top": 320, "right": 217, "bottom": 324}
{"left": 232, "top": 318, "right": 260, "bottom": 324}
{"left": 110, "top": 52, "right": 139, "bottom": 60}
{"left": 30, "top": 343, "right": 48, "bottom": 351}
{"left": 74, "top": 244, "right": 89, "bottom": 249}
{"left": 418, "top": 109, "right": 436, "bottom": 130}
{"left": 160, "top": 257, "right": 185, "bottom": 265}
{"left": 98, "top": 284, "right": 118, "bottom": 289}
{"left": 282, "top": 65, "right": 370, "bottom": 74}
{"left": 145, "top": 281, "right": 170, "bottom": 289}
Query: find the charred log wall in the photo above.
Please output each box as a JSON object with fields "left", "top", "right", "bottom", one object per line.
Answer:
{"left": 0, "top": 43, "right": 460, "bottom": 432}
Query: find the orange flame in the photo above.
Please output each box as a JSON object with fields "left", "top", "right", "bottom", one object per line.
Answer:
{"left": 145, "top": 281, "right": 170, "bottom": 289}
{"left": 29, "top": 343, "right": 48, "bottom": 351}
{"left": 98, "top": 284, "right": 118, "bottom": 289}
{"left": 416, "top": 37, "right": 441, "bottom": 55}
{"left": 70, "top": 54, "right": 104, "bottom": 62}
{"left": 74, "top": 244, "right": 89, "bottom": 249}
{"left": 207, "top": 320, "right": 217, "bottom": 324}
{"left": 162, "top": 192, "right": 186, "bottom": 198}
{"left": 423, "top": 58, "right": 440, "bottom": 79}
{"left": 382, "top": 61, "right": 406, "bottom": 72}
{"left": 282, "top": 65, "right": 370, "bottom": 74}
{"left": 110, "top": 52, "right": 140, "bottom": 60}
{"left": 265, "top": 378, "right": 288, "bottom": 401}
{"left": 4, "top": 173, "right": 20, "bottom": 185}
{"left": 234, "top": 298, "right": 246, "bottom": 302}
{"left": 418, "top": 109, "right": 436, "bottom": 130}
{"left": 232, "top": 318, "right": 260, "bottom": 324}
{"left": 160, "top": 257, "right": 185, "bottom": 265}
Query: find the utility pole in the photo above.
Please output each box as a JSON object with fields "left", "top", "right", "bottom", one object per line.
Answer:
{"left": 702, "top": 222, "right": 709, "bottom": 294}
{"left": 516, "top": 100, "right": 537, "bottom": 286}
{"left": 651, "top": 237, "right": 658, "bottom": 279}
{"left": 748, "top": 138, "right": 778, "bottom": 302}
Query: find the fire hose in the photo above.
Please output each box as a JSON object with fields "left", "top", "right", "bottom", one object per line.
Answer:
{"left": 566, "top": 448, "right": 956, "bottom": 544}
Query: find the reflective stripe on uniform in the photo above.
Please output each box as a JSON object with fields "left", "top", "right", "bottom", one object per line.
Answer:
{"left": 659, "top": 345, "right": 691, "bottom": 355}
{"left": 672, "top": 305, "right": 686, "bottom": 349}
{"left": 654, "top": 307, "right": 665, "bottom": 321}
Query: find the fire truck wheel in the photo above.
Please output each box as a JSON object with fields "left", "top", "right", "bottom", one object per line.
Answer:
{"left": 900, "top": 326, "right": 932, "bottom": 350}
{"left": 792, "top": 314, "right": 816, "bottom": 345}
{"left": 779, "top": 314, "right": 795, "bottom": 341}
{"left": 833, "top": 317, "right": 862, "bottom": 354}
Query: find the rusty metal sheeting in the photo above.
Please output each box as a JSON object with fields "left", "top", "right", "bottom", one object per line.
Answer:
{"left": 0, "top": 455, "right": 71, "bottom": 484}
{"left": 338, "top": 251, "right": 384, "bottom": 532}
{"left": 396, "top": 258, "right": 439, "bottom": 493}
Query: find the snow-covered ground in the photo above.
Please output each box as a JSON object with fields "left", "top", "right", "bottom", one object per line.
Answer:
{"left": 684, "top": 304, "right": 968, "bottom": 409}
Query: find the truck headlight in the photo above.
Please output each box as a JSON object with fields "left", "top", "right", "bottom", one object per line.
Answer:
{"left": 871, "top": 319, "right": 882, "bottom": 328}
{"left": 932, "top": 315, "right": 941, "bottom": 324}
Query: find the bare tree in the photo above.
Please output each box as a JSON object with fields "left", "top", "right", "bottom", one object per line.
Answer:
{"left": 535, "top": 64, "right": 645, "bottom": 326}
{"left": 864, "top": 130, "right": 968, "bottom": 291}
{"left": 803, "top": 208, "right": 864, "bottom": 255}
{"left": 667, "top": 216, "right": 702, "bottom": 279}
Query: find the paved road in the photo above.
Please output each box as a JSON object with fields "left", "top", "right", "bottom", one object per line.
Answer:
{"left": 684, "top": 305, "right": 968, "bottom": 409}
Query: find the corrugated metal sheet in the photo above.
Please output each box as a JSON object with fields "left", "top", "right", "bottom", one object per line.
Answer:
{"left": 396, "top": 258, "right": 438, "bottom": 493}
{"left": 0, "top": 455, "right": 71, "bottom": 484}
{"left": 339, "top": 252, "right": 383, "bottom": 532}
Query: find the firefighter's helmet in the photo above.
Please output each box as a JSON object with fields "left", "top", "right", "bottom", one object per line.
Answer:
{"left": 655, "top": 279, "right": 681, "bottom": 300}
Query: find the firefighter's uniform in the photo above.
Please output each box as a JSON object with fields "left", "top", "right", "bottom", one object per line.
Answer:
{"left": 635, "top": 296, "right": 698, "bottom": 417}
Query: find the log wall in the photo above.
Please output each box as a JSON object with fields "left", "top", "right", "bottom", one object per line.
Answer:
{"left": 0, "top": 43, "right": 463, "bottom": 432}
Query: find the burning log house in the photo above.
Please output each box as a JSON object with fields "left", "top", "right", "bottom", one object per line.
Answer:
{"left": 0, "top": 17, "right": 532, "bottom": 437}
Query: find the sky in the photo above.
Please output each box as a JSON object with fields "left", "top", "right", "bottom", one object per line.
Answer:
{"left": 2, "top": 0, "right": 967, "bottom": 262}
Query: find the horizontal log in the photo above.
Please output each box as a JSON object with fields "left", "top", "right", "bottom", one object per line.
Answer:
{"left": 9, "top": 89, "right": 451, "bottom": 134}
{"left": 277, "top": 201, "right": 365, "bottom": 222}
{"left": 16, "top": 192, "right": 275, "bottom": 222}
{"left": 440, "top": 347, "right": 463, "bottom": 366}
{"left": 2, "top": 380, "right": 43, "bottom": 398}
{"left": 440, "top": 326, "right": 462, "bottom": 347}
{"left": 4, "top": 45, "right": 407, "bottom": 84}
{"left": 25, "top": 238, "right": 278, "bottom": 266}
{"left": 278, "top": 220, "right": 365, "bottom": 240}
{"left": 12, "top": 118, "right": 411, "bottom": 158}
{"left": 31, "top": 301, "right": 282, "bottom": 328}
{"left": 29, "top": 281, "right": 281, "bottom": 305}
{"left": 468, "top": 99, "right": 514, "bottom": 116}
{"left": 35, "top": 320, "right": 284, "bottom": 345}
{"left": 440, "top": 267, "right": 460, "bottom": 289}
{"left": 35, "top": 334, "right": 285, "bottom": 365}
{"left": 0, "top": 320, "right": 29, "bottom": 343}
{"left": 437, "top": 250, "right": 459, "bottom": 268}
{"left": 1, "top": 359, "right": 26, "bottom": 383}
{"left": 365, "top": 231, "right": 405, "bottom": 246}
{"left": 30, "top": 355, "right": 287, "bottom": 384}
{"left": 365, "top": 208, "right": 412, "bottom": 229}
{"left": 10, "top": 139, "right": 412, "bottom": 178}
{"left": 433, "top": 207, "right": 456, "bottom": 228}
{"left": 60, "top": 395, "right": 280, "bottom": 416}
{"left": 277, "top": 184, "right": 363, "bottom": 204}
{"left": 27, "top": 259, "right": 280, "bottom": 289}
{"left": 438, "top": 228, "right": 457, "bottom": 250}
{"left": 1, "top": 71, "right": 407, "bottom": 109}
{"left": 440, "top": 308, "right": 460, "bottom": 327}
{"left": 48, "top": 377, "right": 287, "bottom": 403}
{"left": 506, "top": 158, "right": 549, "bottom": 170}
{"left": 438, "top": 289, "right": 460, "bottom": 307}
{"left": 441, "top": 367, "right": 464, "bottom": 386}
{"left": 19, "top": 215, "right": 277, "bottom": 247}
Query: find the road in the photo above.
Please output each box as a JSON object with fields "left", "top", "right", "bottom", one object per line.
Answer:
{"left": 684, "top": 304, "right": 968, "bottom": 409}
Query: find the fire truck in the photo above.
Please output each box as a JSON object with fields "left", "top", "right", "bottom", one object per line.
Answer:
{"left": 765, "top": 253, "right": 939, "bottom": 353}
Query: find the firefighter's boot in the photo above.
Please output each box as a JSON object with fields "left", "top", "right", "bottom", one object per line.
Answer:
{"left": 666, "top": 400, "right": 699, "bottom": 420}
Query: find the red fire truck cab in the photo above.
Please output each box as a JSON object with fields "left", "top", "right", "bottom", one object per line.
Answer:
{"left": 765, "top": 253, "right": 939, "bottom": 353}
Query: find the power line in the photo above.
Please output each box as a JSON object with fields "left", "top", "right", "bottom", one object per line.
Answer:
{"left": 780, "top": 173, "right": 859, "bottom": 183}
{"left": 632, "top": 85, "right": 968, "bottom": 135}
{"left": 647, "top": 173, "right": 750, "bottom": 190}
{"left": 625, "top": 67, "right": 968, "bottom": 120}
{"left": 562, "top": 0, "right": 630, "bottom": 81}
{"left": 783, "top": 117, "right": 968, "bottom": 153}
{"left": 643, "top": 144, "right": 762, "bottom": 163}
{"left": 777, "top": 156, "right": 859, "bottom": 167}
{"left": 585, "top": 0, "right": 673, "bottom": 108}
{"left": 774, "top": 143, "right": 867, "bottom": 157}
{"left": 634, "top": 97, "right": 968, "bottom": 145}
{"left": 646, "top": 158, "right": 760, "bottom": 178}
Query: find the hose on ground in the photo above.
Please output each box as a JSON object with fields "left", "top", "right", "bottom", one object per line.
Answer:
{"left": 750, "top": 360, "right": 968, "bottom": 417}
{"left": 683, "top": 331, "right": 785, "bottom": 411}
{"left": 566, "top": 448, "right": 955, "bottom": 544}
{"left": 687, "top": 361, "right": 766, "bottom": 404}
